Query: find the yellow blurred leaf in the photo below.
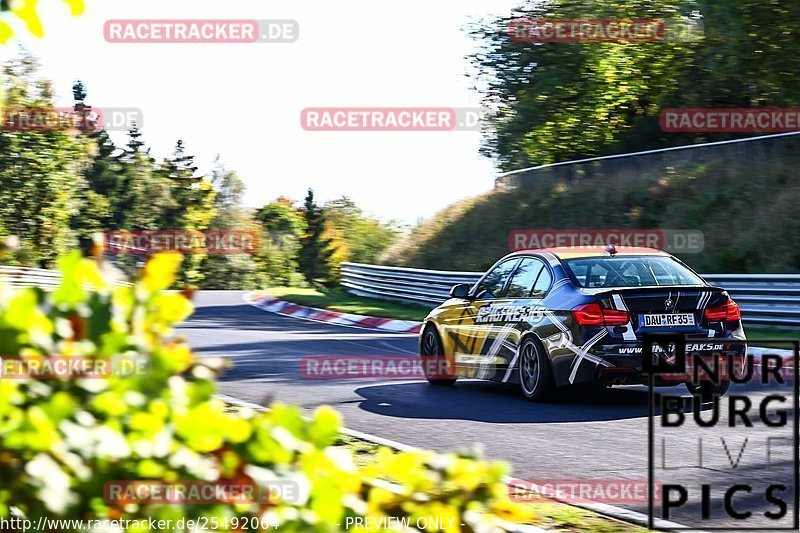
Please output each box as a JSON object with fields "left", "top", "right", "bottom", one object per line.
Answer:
{"left": 0, "top": 20, "right": 13, "bottom": 44}
{"left": 11, "top": 0, "right": 43, "bottom": 37}
{"left": 62, "top": 0, "right": 84, "bottom": 16}
{"left": 142, "top": 253, "right": 183, "bottom": 292}
{"left": 152, "top": 293, "right": 193, "bottom": 325}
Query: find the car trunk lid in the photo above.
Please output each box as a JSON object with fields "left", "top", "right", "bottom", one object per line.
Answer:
{"left": 582, "top": 285, "right": 728, "bottom": 337}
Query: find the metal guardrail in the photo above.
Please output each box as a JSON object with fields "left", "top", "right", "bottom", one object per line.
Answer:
{"left": 341, "top": 263, "right": 482, "bottom": 306}
{"left": 341, "top": 263, "right": 800, "bottom": 327}
{"left": 0, "top": 265, "right": 131, "bottom": 289}
{"left": 496, "top": 131, "right": 800, "bottom": 179}
{"left": 701, "top": 274, "right": 800, "bottom": 327}
{"left": 0, "top": 265, "right": 66, "bottom": 289}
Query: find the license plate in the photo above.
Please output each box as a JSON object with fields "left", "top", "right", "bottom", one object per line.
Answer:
{"left": 642, "top": 313, "right": 695, "bottom": 327}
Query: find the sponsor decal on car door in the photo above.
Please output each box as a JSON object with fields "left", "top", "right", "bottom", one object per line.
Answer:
{"left": 472, "top": 258, "right": 551, "bottom": 380}
{"left": 441, "top": 258, "right": 520, "bottom": 378}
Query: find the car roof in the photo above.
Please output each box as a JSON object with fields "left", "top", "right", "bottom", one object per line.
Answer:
{"left": 513, "top": 246, "right": 670, "bottom": 260}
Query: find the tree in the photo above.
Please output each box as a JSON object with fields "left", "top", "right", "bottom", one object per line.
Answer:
{"left": 255, "top": 199, "right": 306, "bottom": 286}
{"left": 69, "top": 80, "right": 112, "bottom": 250}
{"left": 116, "top": 128, "right": 177, "bottom": 230}
{"left": 197, "top": 158, "right": 262, "bottom": 289}
{"left": 297, "top": 188, "right": 334, "bottom": 285}
{"left": 123, "top": 121, "right": 144, "bottom": 155}
{"left": 323, "top": 196, "right": 400, "bottom": 264}
{"left": 158, "top": 140, "right": 215, "bottom": 230}
{"left": 469, "top": 0, "right": 800, "bottom": 169}
{"left": 208, "top": 154, "right": 245, "bottom": 228}
{"left": 0, "top": 53, "right": 90, "bottom": 266}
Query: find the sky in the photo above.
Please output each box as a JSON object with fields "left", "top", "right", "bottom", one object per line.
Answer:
{"left": 0, "top": 0, "right": 523, "bottom": 225}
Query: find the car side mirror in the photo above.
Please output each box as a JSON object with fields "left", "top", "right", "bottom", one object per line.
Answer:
{"left": 449, "top": 283, "right": 471, "bottom": 299}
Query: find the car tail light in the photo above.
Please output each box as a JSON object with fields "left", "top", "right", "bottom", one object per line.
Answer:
{"left": 705, "top": 299, "right": 741, "bottom": 322}
{"left": 572, "top": 302, "right": 629, "bottom": 326}
{"left": 602, "top": 308, "right": 631, "bottom": 326}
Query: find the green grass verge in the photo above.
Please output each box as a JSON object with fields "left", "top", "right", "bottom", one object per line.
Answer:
{"left": 263, "top": 286, "right": 432, "bottom": 321}
{"left": 745, "top": 326, "right": 800, "bottom": 342}
{"left": 524, "top": 502, "right": 648, "bottom": 532}
{"left": 332, "top": 434, "right": 382, "bottom": 468}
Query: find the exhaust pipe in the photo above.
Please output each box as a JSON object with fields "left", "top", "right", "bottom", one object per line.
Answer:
{"left": 620, "top": 377, "right": 631, "bottom": 385}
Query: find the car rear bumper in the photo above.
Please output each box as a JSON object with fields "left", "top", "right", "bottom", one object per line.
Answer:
{"left": 583, "top": 340, "right": 747, "bottom": 386}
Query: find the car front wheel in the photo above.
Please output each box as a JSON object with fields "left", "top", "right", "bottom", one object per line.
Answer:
{"left": 420, "top": 325, "right": 456, "bottom": 386}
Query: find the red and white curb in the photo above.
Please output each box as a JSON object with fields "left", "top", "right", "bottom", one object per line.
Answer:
{"left": 243, "top": 291, "right": 422, "bottom": 333}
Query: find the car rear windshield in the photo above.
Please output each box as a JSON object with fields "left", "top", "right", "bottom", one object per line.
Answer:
{"left": 562, "top": 256, "right": 705, "bottom": 288}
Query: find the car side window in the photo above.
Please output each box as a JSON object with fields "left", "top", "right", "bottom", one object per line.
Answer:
{"left": 505, "top": 258, "right": 545, "bottom": 298}
{"left": 474, "top": 259, "right": 519, "bottom": 299}
{"left": 531, "top": 264, "right": 552, "bottom": 296}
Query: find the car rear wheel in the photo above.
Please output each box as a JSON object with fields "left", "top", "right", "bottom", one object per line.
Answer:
{"left": 685, "top": 379, "right": 730, "bottom": 401}
{"left": 519, "top": 337, "right": 555, "bottom": 402}
{"left": 420, "top": 325, "right": 456, "bottom": 386}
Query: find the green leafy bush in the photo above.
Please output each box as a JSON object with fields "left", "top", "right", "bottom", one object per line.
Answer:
{"left": 0, "top": 253, "right": 533, "bottom": 531}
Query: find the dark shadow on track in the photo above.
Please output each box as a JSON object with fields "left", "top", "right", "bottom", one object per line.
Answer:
{"left": 352, "top": 380, "right": 658, "bottom": 423}
{"left": 350, "top": 380, "right": 774, "bottom": 424}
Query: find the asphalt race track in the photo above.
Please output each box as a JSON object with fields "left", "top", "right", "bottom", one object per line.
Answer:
{"left": 179, "top": 291, "right": 798, "bottom": 531}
